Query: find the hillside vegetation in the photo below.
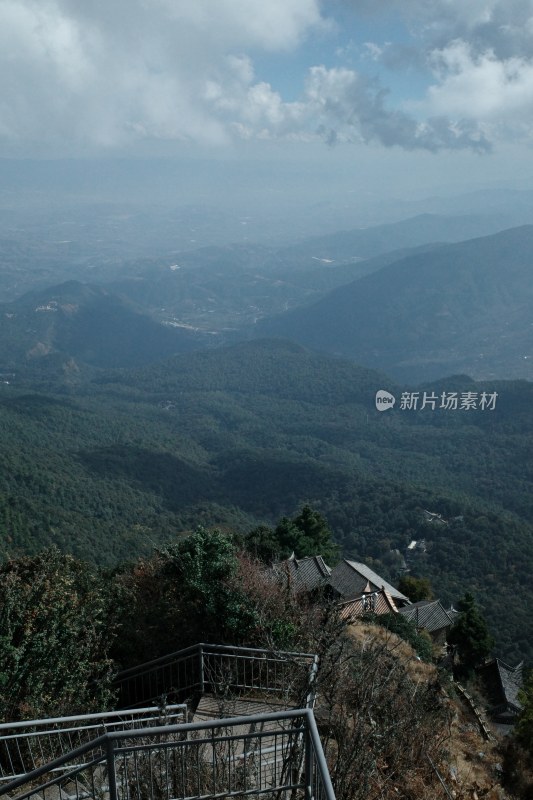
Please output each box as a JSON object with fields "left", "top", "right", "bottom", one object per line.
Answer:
{"left": 257, "top": 225, "right": 533, "bottom": 382}
{"left": 0, "top": 531, "right": 519, "bottom": 800}
{"left": 0, "top": 339, "right": 531, "bottom": 662}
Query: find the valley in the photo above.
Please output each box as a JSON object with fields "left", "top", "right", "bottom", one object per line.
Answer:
{"left": 0, "top": 202, "right": 531, "bottom": 668}
{"left": 4, "top": 5, "right": 533, "bottom": 795}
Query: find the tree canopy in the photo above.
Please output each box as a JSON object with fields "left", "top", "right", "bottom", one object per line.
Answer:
{"left": 397, "top": 575, "right": 434, "bottom": 603}
{"left": 448, "top": 592, "right": 494, "bottom": 674}
{"left": 244, "top": 505, "right": 338, "bottom": 564}
{"left": 0, "top": 547, "right": 116, "bottom": 720}
{"left": 516, "top": 669, "right": 533, "bottom": 753}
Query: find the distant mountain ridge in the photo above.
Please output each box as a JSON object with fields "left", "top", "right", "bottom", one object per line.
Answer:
{"left": 101, "top": 213, "right": 512, "bottom": 335}
{"left": 0, "top": 280, "right": 208, "bottom": 372}
{"left": 1, "top": 220, "right": 532, "bottom": 382}
{"left": 256, "top": 224, "right": 533, "bottom": 382}
{"left": 275, "top": 212, "right": 513, "bottom": 263}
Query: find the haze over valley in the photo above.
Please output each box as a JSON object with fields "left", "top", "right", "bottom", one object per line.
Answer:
{"left": 1, "top": 0, "right": 533, "bottom": 695}
{"left": 1, "top": 183, "right": 532, "bottom": 666}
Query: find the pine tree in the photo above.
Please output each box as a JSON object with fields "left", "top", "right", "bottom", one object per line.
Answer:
{"left": 516, "top": 669, "right": 533, "bottom": 753}
{"left": 448, "top": 592, "right": 494, "bottom": 674}
{"left": 397, "top": 575, "right": 433, "bottom": 603}
{"left": 245, "top": 506, "right": 338, "bottom": 563}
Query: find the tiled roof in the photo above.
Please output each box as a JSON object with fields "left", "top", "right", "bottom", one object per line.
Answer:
{"left": 338, "top": 589, "right": 398, "bottom": 621}
{"left": 272, "top": 555, "right": 331, "bottom": 593}
{"left": 495, "top": 659, "right": 523, "bottom": 712}
{"left": 399, "top": 599, "right": 453, "bottom": 632}
{"left": 398, "top": 599, "right": 454, "bottom": 633}
{"left": 477, "top": 658, "right": 524, "bottom": 717}
{"left": 447, "top": 606, "right": 460, "bottom": 624}
{"left": 328, "top": 560, "right": 409, "bottom": 604}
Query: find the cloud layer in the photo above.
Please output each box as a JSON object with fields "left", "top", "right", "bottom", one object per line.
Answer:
{"left": 0, "top": 0, "right": 529, "bottom": 154}
{"left": 0, "top": 0, "right": 326, "bottom": 149}
{"left": 365, "top": 0, "right": 533, "bottom": 142}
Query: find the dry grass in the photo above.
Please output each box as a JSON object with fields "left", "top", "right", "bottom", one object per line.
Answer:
{"left": 344, "top": 620, "right": 509, "bottom": 800}
{"left": 346, "top": 620, "right": 437, "bottom": 683}
{"left": 445, "top": 695, "right": 507, "bottom": 799}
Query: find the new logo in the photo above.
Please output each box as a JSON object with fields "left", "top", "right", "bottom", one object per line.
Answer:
{"left": 375, "top": 390, "right": 396, "bottom": 412}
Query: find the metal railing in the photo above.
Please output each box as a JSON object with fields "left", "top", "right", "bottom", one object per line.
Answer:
{"left": 114, "top": 643, "right": 319, "bottom": 711}
{"left": 0, "top": 704, "right": 187, "bottom": 783}
{"left": 0, "top": 709, "right": 335, "bottom": 800}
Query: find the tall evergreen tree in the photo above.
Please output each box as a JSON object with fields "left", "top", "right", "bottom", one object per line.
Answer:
{"left": 516, "top": 669, "right": 533, "bottom": 753}
{"left": 448, "top": 592, "right": 494, "bottom": 674}
{"left": 288, "top": 506, "right": 338, "bottom": 563}
{"left": 245, "top": 506, "right": 338, "bottom": 563}
{"left": 397, "top": 576, "right": 434, "bottom": 603}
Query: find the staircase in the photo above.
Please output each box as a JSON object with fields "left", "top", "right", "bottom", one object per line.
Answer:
{"left": 0, "top": 644, "right": 333, "bottom": 800}
{"left": 112, "top": 642, "right": 319, "bottom": 711}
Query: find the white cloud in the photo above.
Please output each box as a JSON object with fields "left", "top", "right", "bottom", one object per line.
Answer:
{"left": 361, "top": 0, "right": 531, "bottom": 47}
{"left": 0, "top": 0, "right": 493, "bottom": 154}
{"left": 208, "top": 62, "right": 488, "bottom": 151}
{"left": 0, "top": 0, "right": 324, "bottom": 150}
{"left": 347, "top": 0, "right": 533, "bottom": 144}
{"left": 150, "top": 0, "right": 326, "bottom": 51}
{"left": 363, "top": 42, "right": 390, "bottom": 62}
{"left": 428, "top": 41, "right": 533, "bottom": 120}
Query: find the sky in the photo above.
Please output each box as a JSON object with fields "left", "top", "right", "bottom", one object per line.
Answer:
{"left": 2, "top": 0, "right": 533, "bottom": 205}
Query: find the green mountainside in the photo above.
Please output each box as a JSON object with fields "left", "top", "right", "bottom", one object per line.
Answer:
{"left": 257, "top": 225, "right": 533, "bottom": 382}
{"left": 0, "top": 339, "right": 531, "bottom": 662}
{"left": 0, "top": 280, "right": 208, "bottom": 372}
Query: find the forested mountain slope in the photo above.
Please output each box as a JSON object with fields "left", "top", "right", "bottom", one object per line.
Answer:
{"left": 0, "top": 339, "right": 531, "bottom": 661}
{"left": 0, "top": 280, "right": 208, "bottom": 371}
{"left": 256, "top": 225, "right": 533, "bottom": 382}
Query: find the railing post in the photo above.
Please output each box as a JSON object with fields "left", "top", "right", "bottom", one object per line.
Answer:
{"left": 106, "top": 737, "right": 118, "bottom": 800}
{"left": 199, "top": 645, "right": 205, "bottom": 694}
{"left": 306, "top": 655, "right": 320, "bottom": 709}
{"left": 304, "top": 720, "right": 314, "bottom": 800}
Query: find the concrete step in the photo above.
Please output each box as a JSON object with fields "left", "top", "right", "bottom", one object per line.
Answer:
{"left": 192, "top": 694, "right": 301, "bottom": 792}
{"left": 193, "top": 695, "right": 289, "bottom": 723}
